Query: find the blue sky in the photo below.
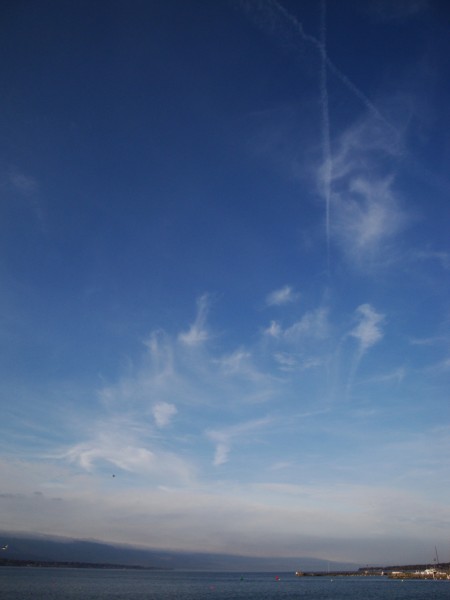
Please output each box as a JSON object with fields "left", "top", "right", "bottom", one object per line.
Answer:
{"left": 1, "top": 0, "right": 450, "bottom": 565}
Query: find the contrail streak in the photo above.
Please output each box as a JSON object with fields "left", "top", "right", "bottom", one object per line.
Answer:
{"left": 320, "top": 0, "right": 332, "bottom": 261}
{"left": 268, "top": 0, "right": 397, "bottom": 135}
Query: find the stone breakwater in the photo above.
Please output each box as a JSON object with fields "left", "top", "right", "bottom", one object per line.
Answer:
{"left": 296, "top": 563, "right": 450, "bottom": 580}
{"left": 388, "top": 569, "right": 450, "bottom": 580}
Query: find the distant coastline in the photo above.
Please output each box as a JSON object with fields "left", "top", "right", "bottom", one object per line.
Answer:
{"left": 3, "top": 556, "right": 450, "bottom": 577}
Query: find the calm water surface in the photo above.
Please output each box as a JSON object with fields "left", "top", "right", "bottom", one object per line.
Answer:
{"left": 1, "top": 568, "right": 449, "bottom": 600}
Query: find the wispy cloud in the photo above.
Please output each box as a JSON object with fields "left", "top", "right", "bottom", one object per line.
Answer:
{"left": 207, "top": 417, "right": 273, "bottom": 466}
{"left": 61, "top": 425, "right": 194, "bottom": 485}
{"left": 359, "top": 367, "right": 406, "bottom": 386}
{"left": 350, "top": 304, "right": 385, "bottom": 356}
{"left": 243, "top": 1, "right": 404, "bottom": 266}
{"left": 415, "top": 249, "right": 450, "bottom": 270}
{"left": 265, "top": 307, "right": 329, "bottom": 342}
{"left": 216, "top": 348, "right": 270, "bottom": 383}
{"left": 57, "top": 296, "right": 278, "bottom": 480}
{"left": 410, "top": 335, "right": 448, "bottom": 346}
{"left": 284, "top": 307, "right": 329, "bottom": 341}
{"left": 264, "top": 320, "right": 283, "bottom": 338}
{"left": 345, "top": 303, "right": 385, "bottom": 400}
{"left": 335, "top": 176, "right": 407, "bottom": 258}
{"left": 266, "top": 284, "right": 300, "bottom": 306}
{"left": 178, "top": 294, "right": 211, "bottom": 346}
{"left": 424, "top": 357, "right": 450, "bottom": 373}
{"left": 319, "top": 116, "right": 409, "bottom": 266}
{"left": 64, "top": 438, "right": 155, "bottom": 474}
{"left": 273, "top": 352, "right": 325, "bottom": 373}
{"left": 152, "top": 401, "right": 177, "bottom": 428}
{"left": 142, "top": 330, "right": 175, "bottom": 383}
{"left": 273, "top": 351, "right": 297, "bottom": 371}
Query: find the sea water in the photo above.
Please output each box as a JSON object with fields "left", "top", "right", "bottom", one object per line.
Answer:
{"left": 1, "top": 568, "right": 449, "bottom": 600}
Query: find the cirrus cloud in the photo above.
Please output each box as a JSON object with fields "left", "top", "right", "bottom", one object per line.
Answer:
{"left": 266, "top": 285, "right": 300, "bottom": 306}
{"left": 152, "top": 401, "right": 177, "bottom": 428}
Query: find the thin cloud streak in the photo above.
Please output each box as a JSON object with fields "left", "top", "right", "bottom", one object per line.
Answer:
{"left": 178, "top": 294, "right": 211, "bottom": 346}
{"left": 58, "top": 414, "right": 194, "bottom": 485}
{"left": 415, "top": 249, "right": 450, "bottom": 270}
{"left": 350, "top": 304, "right": 385, "bottom": 356}
{"left": 264, "top": 308, "right": 329, "bottom": 343}
{"left": 346, "top": 304, "right": 385, "bottom": 400}
{"left": 267, "top": 0, "right": 398, "bottom": 133}
{"left": 207, "top": 416, "right": 273, "bottom": 466}
{"left": 319, "top": 0, "right": 332, "bottom": 258}
{"left": 266, "top": 284, "right": 299, "bottom": 306}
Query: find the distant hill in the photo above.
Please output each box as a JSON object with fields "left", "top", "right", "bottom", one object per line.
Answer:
{"left": 0, "top": 532, "right": 359, "bottom": 572}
